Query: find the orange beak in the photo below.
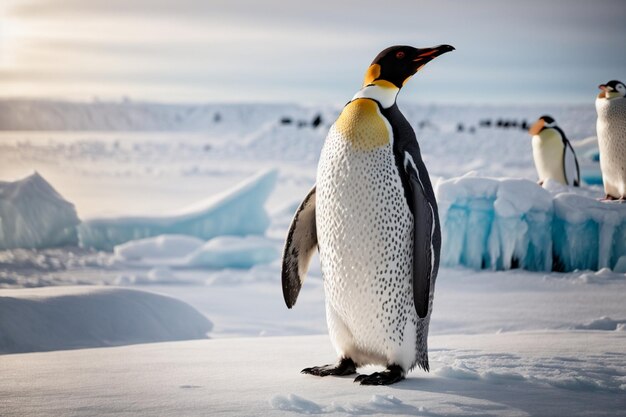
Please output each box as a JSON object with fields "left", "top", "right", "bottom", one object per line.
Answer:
{"left": 598, "top": 84, "right": 610, "bottom": 99}
{"left": 528, "top": 119, "right": 545, "bottom": 136}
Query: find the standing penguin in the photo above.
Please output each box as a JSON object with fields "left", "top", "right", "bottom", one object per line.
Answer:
{"left": 596, "top": 80, "right": 626, "bottom": 200}
{"left": 528, "top": 115, "right": 580, "bottom": 187}
{"left": 281, "top": 44, "right": 453, "bottom": 385}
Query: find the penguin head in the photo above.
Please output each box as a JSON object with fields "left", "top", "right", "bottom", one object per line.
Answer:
{"left": 598, "top": 80, "right": 626, "bottom": 100}
{"left": 363, "top": 44, "right": 455, "bottom": 89}
{"left": 528, "top": 115, "right": 558, "bottom": 137}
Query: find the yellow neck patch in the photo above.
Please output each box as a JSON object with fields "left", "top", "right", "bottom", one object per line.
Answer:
{"left": 335, "top": 99, "right": 390, "bottom": 151}
{"left": 363, "top": 64, "right": 381, "bottom": 86}
{"left": 372, "top": 79, "right": 397, "bottom": 89}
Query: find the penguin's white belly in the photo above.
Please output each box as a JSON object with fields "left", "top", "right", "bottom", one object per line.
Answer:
{"left": 532, "top": 134, "right": 566, "bottom": 184}
{"left": 596, "top": 98, "right": 626, "bottom": 198}
{"left": 316, "top": 124, "right": 418, "bottom": 369}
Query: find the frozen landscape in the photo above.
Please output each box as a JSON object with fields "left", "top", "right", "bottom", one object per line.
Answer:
{"left": 1, "top": 99, "right": 625, "bottom": 416}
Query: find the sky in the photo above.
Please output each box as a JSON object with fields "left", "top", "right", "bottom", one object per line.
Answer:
{"left": 1, "top": 0, "right": 625, "bottom": 105}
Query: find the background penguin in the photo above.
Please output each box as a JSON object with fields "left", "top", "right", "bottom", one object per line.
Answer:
{"left": 528, "top": 115, "right": 580, "bottom": 187}
{"left": 596, "top": 80, "right": 626, "bottom": 200}
{"left": 281, "top": 44, "right": 453, "bottom": 385}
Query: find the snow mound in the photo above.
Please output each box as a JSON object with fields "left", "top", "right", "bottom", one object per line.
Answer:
{"left": 186, "top": 236, "right": 278, "bottom": 269}
{"left": 115, "top": 267, "right": 184, "bottom": 285}
{"left": 269, "top": 394, "right": 323, "bottom": 414}
{"left": 114, "top": 235, "right": 205, "bottom": 261}
{"left": 112, "top": 234, "right": 279, "bottom": 269}
{"left": 0, "top": 286, "right": 212, "bottom": 353}
{"left": 436, "top": 175, "right": 626, "bottom": 272}
{"left": 78, "top": 170, "right": 278, "bottom": 251}
{"left": 0, "top": 172, "right": 80, "bottom": 250}
{"left": 269, "top": 393, "right": 422, "bottom": 415}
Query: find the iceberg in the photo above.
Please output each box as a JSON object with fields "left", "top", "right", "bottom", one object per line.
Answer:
{"left": 553, "top": 193, "right": 626, "bottom": 271}
{"left": 436, "top": 175, "right": 626, "bottom": 272}
{"left": 0, "top": 172, "right": 80, "bottom": 250}
{"left": 79, "top": 170, "right": 278, "bottom": 251}
{"left": 437, "top": 175, "right": 553, "bottom": 271}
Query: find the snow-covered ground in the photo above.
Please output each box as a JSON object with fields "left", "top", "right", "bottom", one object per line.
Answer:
{"left": 2, "top": 333, "right": 624, "bottom": 416}
{"left": 1, "top": 100, "right": 625, "bottom": 416}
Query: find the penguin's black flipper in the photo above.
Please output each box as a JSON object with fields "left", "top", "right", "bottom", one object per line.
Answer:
{"left": 383, "top": 103, "right": 441, "bottom": 320}
{"left": 563, "top": 139, "right": 581, "bottom": 187}
{"left": 281, "top": 186, "right": 317, "bottom": 308}
{"left": 404, "top": 157, "right": 439, "bottom": 319}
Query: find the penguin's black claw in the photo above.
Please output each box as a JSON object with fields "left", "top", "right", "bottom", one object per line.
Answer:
{"left": 301, "top": 358, "right": 357, "bottom": 377}
{"left": 354, "top": 365, "right": 405, "bottom": 385}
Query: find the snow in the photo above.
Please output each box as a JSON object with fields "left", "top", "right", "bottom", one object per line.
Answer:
{"left": 113, "top": 234, "right": 278, "bottom": 269}
{"left": 185, "top": 236, "right": 279, "bottom": 269}
{"left": 1, "top": 332, "right": 624, "bottom": 416}
{"left": 0, "top": 172, "right": 80, "bottom": 250}
{"left": 78, "top": 169, "right": 278, "bottom": 251}
{"left": 437, "top": 175, "right": 626, "bottom": 272}
{"left": 1, "top": 99, "right": 625, "bottom": 416}
{"left": 114, "top": 234, "right": 205, "bottom": 260}
{"left": 0, "top": 286, "right": 212, "bottom": 354}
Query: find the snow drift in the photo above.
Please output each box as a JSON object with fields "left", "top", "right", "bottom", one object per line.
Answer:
{"left": 113, "top": 234, "right": 279, "bottom": 269}
{"left": 186, "top": 235, "right": 278, "bottom": 269}
{"left": 114, "top": 234, "right": 205, "bottom": 261}
{"left": 0, "top": 286, "right": 212, "bottom": 354}
{"left": 0, "top": 172, "right": 80, "bottom": 250}
{"left": 78, "top": 170, "right": 278, "bottom": 251}
{"left": 436, "top": 175, "right": 626, "bottom": 272}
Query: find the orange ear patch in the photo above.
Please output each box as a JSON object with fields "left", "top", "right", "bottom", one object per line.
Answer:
{"left": 528, "top": 119, "right": 544, "bottom": 136}
{"left": 335, "top": 99, "right": 390, "bottom": 150}
{"left": 363, "top": 64, "right": 381, "bottom": 86}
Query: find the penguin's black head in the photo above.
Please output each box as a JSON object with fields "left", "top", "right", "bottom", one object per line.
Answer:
{"left": 598, "top": 80, "right": 626, "bottom": 100}
{"left": 363, "top": 44, "right": 455, "bottom": 89}
{"left": 528, "top": 115, "right": 557, "bottom": 135}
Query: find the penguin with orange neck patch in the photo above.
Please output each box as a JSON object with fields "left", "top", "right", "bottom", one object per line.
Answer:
{"left": 528, "top": 115, "right": 580, "bottom": 187}
{"left": 281, "top": 45, "right": 454, "bottom": 385}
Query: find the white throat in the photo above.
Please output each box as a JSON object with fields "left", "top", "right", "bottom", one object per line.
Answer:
{"left": 352, "top": 84, "right": 399, "bottom": 109}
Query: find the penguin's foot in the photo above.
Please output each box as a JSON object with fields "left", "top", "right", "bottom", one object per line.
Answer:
{"left": 354, "top": 364, "right": 405, "bottom": 385}
{"left": 604, "top": 194, "right": 617, "bottom": 201}
{"left": 301, "top": 357, "right": 357, "bottom": 377}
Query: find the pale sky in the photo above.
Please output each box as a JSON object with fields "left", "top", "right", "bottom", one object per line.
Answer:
{"left": 1, "top": 0, "right": 625, "bottom": 105}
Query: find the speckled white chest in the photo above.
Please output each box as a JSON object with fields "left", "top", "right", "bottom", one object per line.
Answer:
{"left": 596, "top": 97, "right": 626, "bottom": 197}
{"left": 532, "top": 131, "right": 566, "bottom": 184}
{"left": 315, "top": 120, "right": 419, "bottom": 369}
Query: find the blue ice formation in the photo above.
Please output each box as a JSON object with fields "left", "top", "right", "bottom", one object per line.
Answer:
{"left": 0, "top": 172, "right": 79, "bottom": 249}
{"left": 436, "top": 175, "right": 626, "bottom": 272}
{"left": 79, "top": 170, "right": 278, "bottom": 251}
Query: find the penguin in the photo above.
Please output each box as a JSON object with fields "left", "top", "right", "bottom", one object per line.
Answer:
{"left": 596, "top": 80, "right": 626, "bottom": 200}
{"left": 281, "top": 44, "right": 453, "bottom": 385}
{"left": 528, "top": 115, "right": 580, "bottom": 187}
